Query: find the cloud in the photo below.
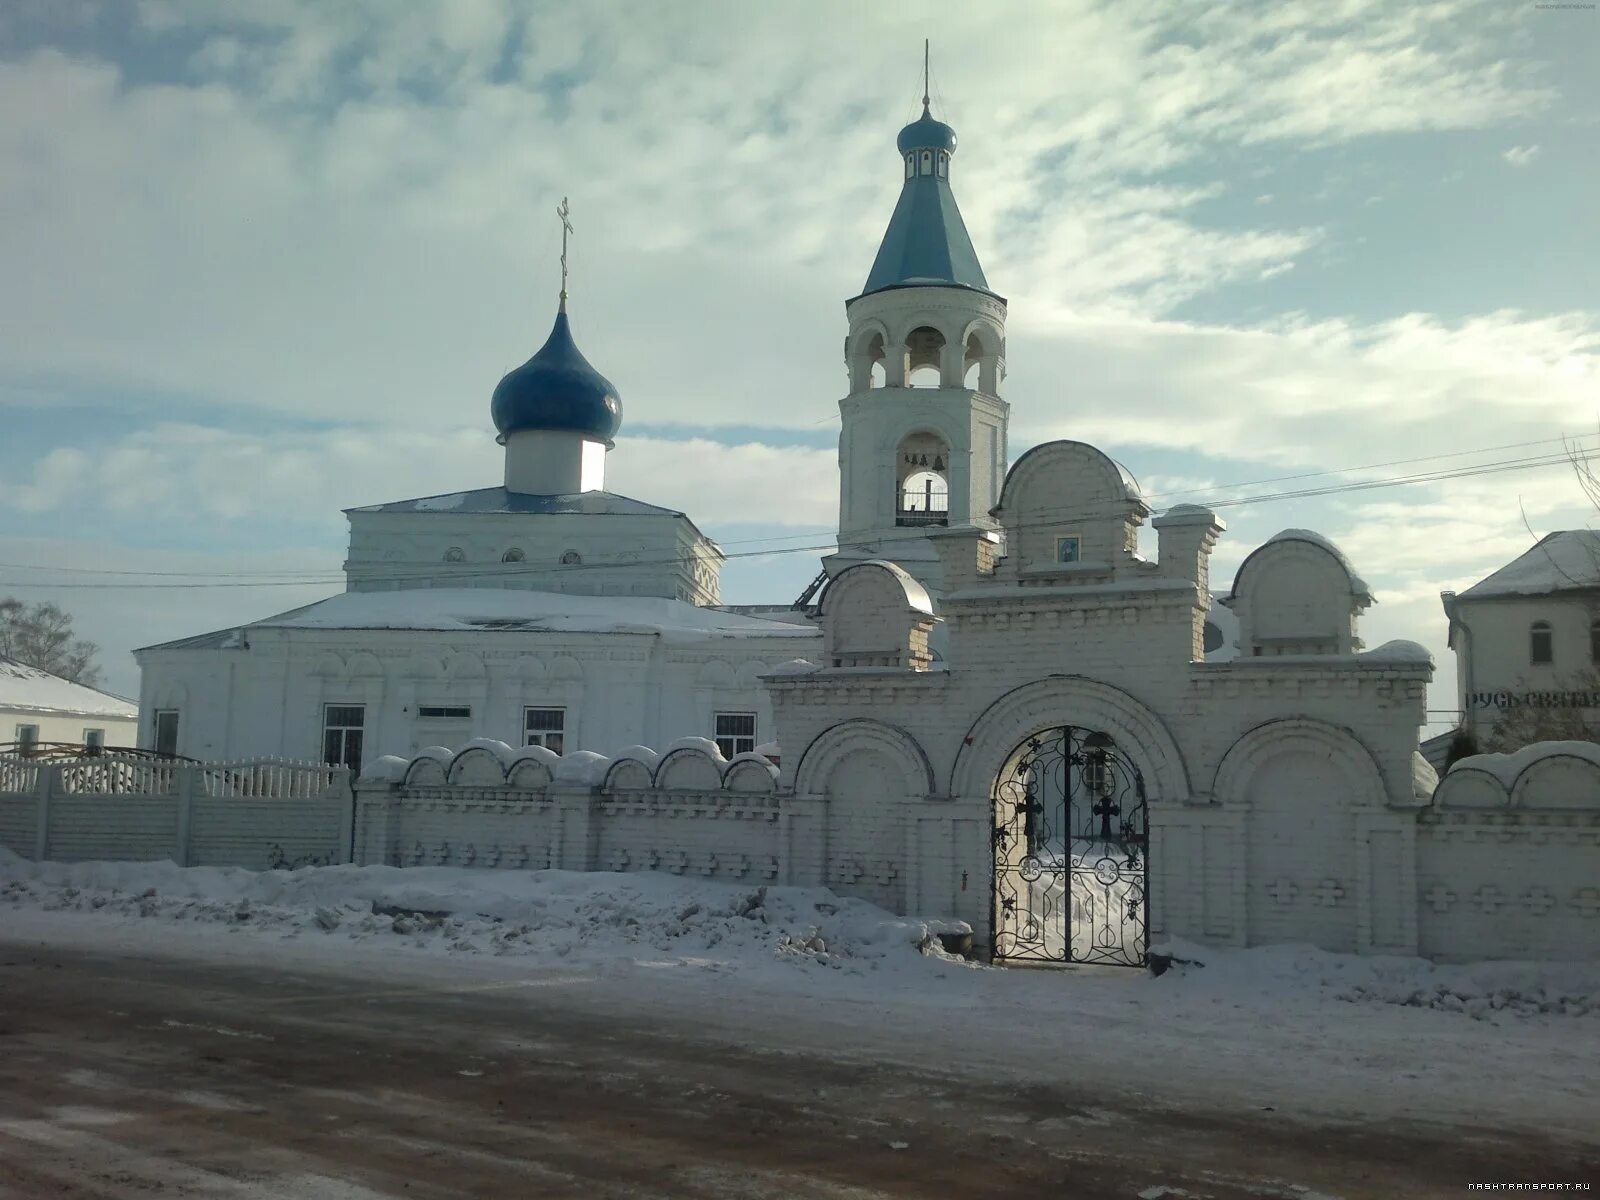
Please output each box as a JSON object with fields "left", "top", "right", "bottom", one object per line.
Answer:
{"left": 0, "top": 1, "right": 1557, "bottom": 431}
{"left": 1503, "top": 143, "right": 1542, "bottom": 166}
{"left": 0, "top": 422, "right": 838, "bottom": 533}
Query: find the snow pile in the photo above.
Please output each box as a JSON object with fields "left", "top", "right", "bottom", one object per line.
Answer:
{"left": 0, "top": 848, "right": 971, "bottom": 979}
{"left": 1152, "top": 940, "right": 1600, "bottom": 1021}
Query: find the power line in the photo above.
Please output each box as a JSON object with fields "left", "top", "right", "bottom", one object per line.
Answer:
{"left": 1, "top": 434, "right": 1589, "bottom": 592}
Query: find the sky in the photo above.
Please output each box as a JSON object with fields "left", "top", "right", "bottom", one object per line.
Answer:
{"left": 1, "top": 0, "right": 1597, "bottom": 732}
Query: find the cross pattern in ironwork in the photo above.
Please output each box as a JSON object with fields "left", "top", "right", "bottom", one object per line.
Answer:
{"left": 1092, "top": 794, "right": 1120, "bottom": 840}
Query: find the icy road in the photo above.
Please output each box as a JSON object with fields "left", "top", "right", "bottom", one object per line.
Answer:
{"left": 0, "top": 854, "right": 1596, "bottom": 1197}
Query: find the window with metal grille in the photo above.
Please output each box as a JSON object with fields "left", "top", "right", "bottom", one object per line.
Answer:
{"left": 714, "top": 712, "right": 757, "bottom": 759}
{"left": 153, "top": 710, "right": 180, "bottom": 757}
{"left": 417, "top": 705, "right": 471, "bottom": 719}
{"left": 524, "top": 707, "right": 565, "bottom": 754}
{"left": 323, "top": 704, "right": 365, "bottom": 771}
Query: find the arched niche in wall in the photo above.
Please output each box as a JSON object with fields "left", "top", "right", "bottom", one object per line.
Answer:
{"left": 993, "top": 441, "right": 1149, "bottom": 575}
{"left": 655, "top": 746, "right": 724, "bottom": 791}
{"left": 1226, "top": 533, "right": 1370, "bottom": 657}
{"left": 1214, "top": 719, "right": 1384, "bottom": 954}
{"left": 792, "top": 718, "right": 935, "bottom": 798}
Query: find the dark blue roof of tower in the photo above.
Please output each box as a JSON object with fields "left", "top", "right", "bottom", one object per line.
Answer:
{"left": 490, "top": 306, "right": 622, "bottom": 444}
{"left": 861, "top": 106, "right": 993, "bottom": 298}
{"left": 897, "top": 111, "right": 957, "bottom": 154}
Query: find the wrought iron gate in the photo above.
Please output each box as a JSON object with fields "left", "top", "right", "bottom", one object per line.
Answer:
{"left": 991, "top": 726, "right": 1149, "bottom": 967}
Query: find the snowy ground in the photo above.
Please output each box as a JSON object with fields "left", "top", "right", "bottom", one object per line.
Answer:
{"left": 2, "top": 848, "right": 1597, "bottom": 1145}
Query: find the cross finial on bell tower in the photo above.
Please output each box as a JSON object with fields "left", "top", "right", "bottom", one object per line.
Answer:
{"left": 922, "top": 39, "right": 930, "bottom": 114}
{"left": 556, "top": 196, "right": 574, "bottom": 312}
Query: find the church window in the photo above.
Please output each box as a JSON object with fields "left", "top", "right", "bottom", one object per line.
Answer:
{"left": 1530, "top": 621, "right": 1553, "bottom": 665}
{"left": 417, "top": 705, "right": 471, "bottom": 719}
{"left": 14, "top": 724, "right": 40, "bottom": 756}
{"left": 524, "top": 707, "right": 565, "bottom": 754}
{"left": 1591, "top": 618, "right": 1600, "bottom": 663}
{"left": 905, "top": 155, "right": 915, "bottom": 181}
{"left": 443, "top": 546, "right": 465, "bottom": 563}
{"left": 501, "top": 548, "right": 526, "bottom": 563}
{"left": 1055, "top": 536, "right": 1082, "bottom": 565}
{"left": 560, "top": 550, "right": 582, "bottom": 566}
{"left": 83, "top": 728, "right": 105, "bottom": 752}
{"left": 153, "top": 709, "right": 180, "bottom": 758}
{"left": 920, "top": 150, "right": 932, "bottom": 175}
{"left": 322, "top": 704, "right": 365, "bottom": 771}
{"left": 714, "top": 712, "right": 757, "bottom": 758}
{"left": 936, "top": 153, "right": 947, "bottom": 178}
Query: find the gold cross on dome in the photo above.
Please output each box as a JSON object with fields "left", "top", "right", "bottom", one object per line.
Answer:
{"left": 556, "top": 196, "right": 574, "bottom": 308}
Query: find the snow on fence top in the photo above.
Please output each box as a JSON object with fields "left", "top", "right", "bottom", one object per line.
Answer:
{"left": 1437, "top": 741, "right": 1600, "bottom": 809}
{"left": 0, "top": 755, "right": 346, "bottom": 799}
{"left": 362, "top": 737, "right": 780, "bottom": 794}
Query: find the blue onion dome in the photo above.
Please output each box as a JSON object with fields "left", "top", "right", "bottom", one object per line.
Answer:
{"left": 490, "top": 305, "right": 622, "bottom": 445}
{"left": 897, "top": 104, "right": 957, "bottom": 155}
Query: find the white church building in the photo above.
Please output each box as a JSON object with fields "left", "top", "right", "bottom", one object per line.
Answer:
{"left": 134, "top": 264, "right": 820, "bottom": 767}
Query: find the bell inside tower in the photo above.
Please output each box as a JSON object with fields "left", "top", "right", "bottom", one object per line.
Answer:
{"left": 896, "top": 431, "right": 950, "bottom": 527}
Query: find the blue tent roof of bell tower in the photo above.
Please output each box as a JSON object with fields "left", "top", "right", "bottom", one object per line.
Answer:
{"left": 861, "top": 177, "right": 991, "bottom": 297}
{"left": 859, "top": 105, "right": 996, "bottom": 300}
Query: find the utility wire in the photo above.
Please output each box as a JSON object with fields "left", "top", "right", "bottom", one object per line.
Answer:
{"left": 0, "top": 435, "right": 1589, "bottom": 592}
{"left": 3, "top": 431, "right": 1590, "bottom": 581}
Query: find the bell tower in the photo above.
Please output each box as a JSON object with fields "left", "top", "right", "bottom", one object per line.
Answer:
{"left": 828, "top": 61, "right": 1008, "bottom": 600}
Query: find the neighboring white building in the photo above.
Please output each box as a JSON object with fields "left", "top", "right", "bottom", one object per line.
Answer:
{"left": 1, "top": 656, "right": 138, "bottom": 753}
{"left": 135, "top": 291, "right": 820, "bottom": 767}
{"left": 1442, "top": 530, "right": 1600, "bottom": 744}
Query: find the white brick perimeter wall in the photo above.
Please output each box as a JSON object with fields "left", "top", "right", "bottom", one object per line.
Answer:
{"left": 4, "top": 741, "right": 1596, "bottom": 965}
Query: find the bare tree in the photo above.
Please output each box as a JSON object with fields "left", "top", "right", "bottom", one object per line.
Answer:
{"left": 0, "top": 598, "right": 103, "bottom": 687}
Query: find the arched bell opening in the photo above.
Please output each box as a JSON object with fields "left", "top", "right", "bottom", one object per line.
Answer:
{"left": 905, "top": 325, "right": 946, "bottom": 388}
{"left": 962, "top": 327, "right": 1002, "bottom": 394}
{"left": 849, "top": 329, "right": 888, "bottom": 392}
{"left": 895, "top": 431, "right": 950, "bottom": 528}
{"left": 991, "top": 725, "right": 1149, "bottom": 967}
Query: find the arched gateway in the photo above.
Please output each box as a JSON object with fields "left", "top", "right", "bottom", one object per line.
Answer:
{"left": 991, "top": 726, "right": 1149, "bottom": 967}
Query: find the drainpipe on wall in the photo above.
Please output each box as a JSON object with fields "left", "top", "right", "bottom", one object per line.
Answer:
{"left": 1441, "top": 591, "right": 1475, "bottom": 741}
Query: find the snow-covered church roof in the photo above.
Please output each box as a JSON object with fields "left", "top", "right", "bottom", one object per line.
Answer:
{"left": 140, "top": 589, "right": 820, "bottom": 652}
{"left": 345, "top": 488, "right": 685, "bottom": 519}
{"left": 0, "top": 656, "right": 137, "bottom": 719}
{"left": 1457, "top": 530, "right": 1600, "bottom": 600}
